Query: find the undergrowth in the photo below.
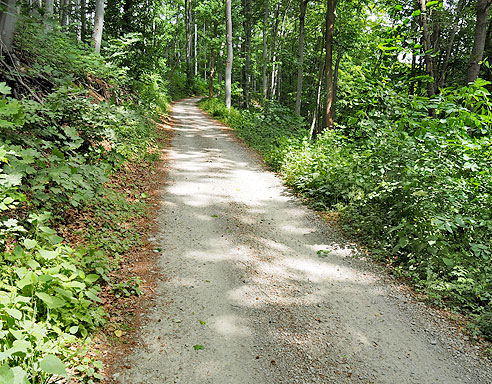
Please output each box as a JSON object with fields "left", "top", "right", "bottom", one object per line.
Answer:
{"left": 0, "top": 17, "right": 168, "bottom": 383}
{"left": 200, "top": 81, "right": 492, "bottom": 342}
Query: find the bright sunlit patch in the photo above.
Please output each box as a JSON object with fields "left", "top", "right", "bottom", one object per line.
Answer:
{"left": 213, "top": 314, "right": 252, "bottom": 337}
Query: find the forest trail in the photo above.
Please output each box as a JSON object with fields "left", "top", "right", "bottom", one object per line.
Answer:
{"left": 114, "top": 98, "right": 492, "bottom": 384}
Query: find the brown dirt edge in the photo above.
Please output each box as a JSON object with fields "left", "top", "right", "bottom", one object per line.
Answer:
{"left": 88, "top": 106, "right": 175, "bottom": 383}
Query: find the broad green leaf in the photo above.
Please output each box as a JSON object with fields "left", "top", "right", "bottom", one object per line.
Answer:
{"left": 38, "top": 249, "right": 59, "bottom": 260}
{"left": 0, "top": 365, "right": 14, "bottom": 384}
{"left": 39, "top": 355, "right": 66, "bottom": 376}
{"left": 35, "top": 292, "right": 66, "bottom": 309}
{"left": 85, "top": 274, "right": 100, "bottom": 284}
{"left": 22, "top": 239, "right": 37, "bottom": 250}
{"left": 5, "top": 308, "right": 22, "bottom": 320}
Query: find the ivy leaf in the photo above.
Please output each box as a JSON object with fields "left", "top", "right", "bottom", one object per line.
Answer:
{"left": 39, "top": 355, "right": 67, "bottom": 377}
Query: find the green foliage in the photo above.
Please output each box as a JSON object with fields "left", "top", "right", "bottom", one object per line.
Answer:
{"left": 0, "top": 14, "right": 169, "bottom": 381}
{"left": 201, "top": 81, "right": 492, "bottom": 340}
{"left": 0, "top": 212, "right": 107, "bottom": 382}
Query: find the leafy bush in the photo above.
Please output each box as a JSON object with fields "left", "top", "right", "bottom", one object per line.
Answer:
{"left": 200, "top": 82, "right": 492, "bottom": 339}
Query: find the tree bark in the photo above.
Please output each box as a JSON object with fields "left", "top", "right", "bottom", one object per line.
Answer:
{"left": 295, "top": 0, "right": 308, "bottom": 116}
{"left": 331, "top": 51, "right": 341, "bottom": 122}
{"left": 194, "top": 21, "right": 198, "bottom": 76}
{"left": 271, "top": 1, "right": 290, "bottom": 99}
{"left": 262, "top": 0, "right": 269, "bottom": 100}
{"left": 45, "top": 0, "right": 54, "bottom": 18}
{"left": 323, "top": 0, "right": 336, "bottom": 131}
{"left": 225, "top": 0, "right": 233, "bottom": 109}
{"left": 466, "top": 0, "right": 491, "bottom": 84}
{"left": 439, "top": 0, "right": 467, "bottom": 88}
{"left": 242, "top": 0, "right": 252, "bottom": 108}
{"left": 185, "top": 0, "right": 192, "bottom": 91}
{"left": 92, "top": 0, "right": 105, "bottom": 53}
{"left": 0, "top": 0, "right": 17, "bottom": 53}
{"left": 418, "top": 0, "right": 436, "bottom": 97}
{"left": 80, "top": 0, "right": 86, "bottom": 40}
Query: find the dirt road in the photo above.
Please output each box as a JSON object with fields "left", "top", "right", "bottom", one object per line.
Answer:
{"left": 114, "top": 98, "right": 492, "bottom": 384}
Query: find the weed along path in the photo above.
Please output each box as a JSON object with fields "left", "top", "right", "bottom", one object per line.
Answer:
{"left": 114, "top": 98, "right": 492, "bottom": 384}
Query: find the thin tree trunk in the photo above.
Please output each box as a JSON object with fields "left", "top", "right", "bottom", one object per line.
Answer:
{"left": 310, "top": 39, "right": 325, "bottom": 139}
{"left": 80, "top": 0, "right": 86, "bottom": 40}
{"left": 466, "top": 0, "right": 491, "bottom": 83}
{"left": 243, "top": 0, "right": 252, "bottom": 108}
{"left": 0, "top": 0, "right": 17, "bottom": 53}
{"left": 92, "top": 0, "right": 104, "bottom": 53}
{"left": 45, "top": 0, "right": 54, "bottom": 17}
{"left": 323, "top": 0, "right": 336, "bottom": 131}
{"left": 194, "top": 22, "right": 198, "bottom": 76}
{"left": 331, "top": 52, "right": 341, "bottom": 122}
{"left": 185, "top": 0, "right": 192, "bottom": 90}
{"left": 122, "top": 0, "right": 132, "bottom": 34}
{"left": 295, "top": 0, "right": 308, "bottom": 116}
{"left": 418, "top": 0, "right": 436, "bottom": 96}
{"left": 270, "top": 3, "right": 280, "bottom": 98}
{"left": 209, "top": 48, "right": 215, "bottom": 98}
{"left": 271, "top": 1, "right": 290, "bottom": 98}
{"left": 225, "top": 0, "right": 233, "bottom": 109}
{"left": 262, "top": 0, "right": 269, "bottom": 100}
{"left": 439, "top": 0, "right": 467, "bottom": 88}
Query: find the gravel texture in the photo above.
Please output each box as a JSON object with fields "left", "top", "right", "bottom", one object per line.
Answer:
{"left": 114, "top": 98, "right": 492, "bottom": 384}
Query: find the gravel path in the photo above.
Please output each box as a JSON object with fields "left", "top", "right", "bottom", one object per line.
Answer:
{"left": 114, "top": 98, "right": 492, "bottom": 384}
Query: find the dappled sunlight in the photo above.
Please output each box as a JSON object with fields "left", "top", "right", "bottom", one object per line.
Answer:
{"left": 279, "top": 256, "right": 369, "bottom": 284}
{"left": 212, "top": 314, "right": 252, "bottom": 337}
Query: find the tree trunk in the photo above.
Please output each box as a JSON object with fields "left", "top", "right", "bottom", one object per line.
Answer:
{"left": 262, "top": 0, "right": 269, "bottom": 100}
{"left": 295, "top": 0, "right": 308, "bottom": 116}
{"left": 418, "top": 0, "right": 436, "bottom": 96}
{"left": 242, "top": 0, "right": 252, "bottom": 108}
{"left": 0, "top": 0, "right": 17, "bottom": 53}
{"left": 209, "top": 48, "right": 215, "bottom": 98}
{"left": 466, "top": 0, "right": 491, "bottom": 84}
{"left": 439, "top": 0, "right": 467, "bottom": 88}
{"left": 332, "top": 51, "right": 341, "bottom": 122}
{"left": 271, "top": 1, "right": 290, "bottom": 99}
{"left": 194, "top": 21, "right": 198, "bottom": 76}
{"left": 45, "top": 0, "right": 54, "bottom": 18}
{"left": 185, "top": 0, "right": 192, "bottom": 91}
{"left": 92, "top": 0, "right": 105, "bottom": 53}
{"left": 225, "top": 0, "right": 233, "bottom": 109}
{"left": 270, "top": 3, "right": 280, "bottom": 98}
{"left": 323, "top": 0, "right": 336, "bottom": 131}
{"left": 122, "top": 0, "right": 132, "bottom": 34}
{"left": 80, "top": 0, "right": 86, "bottom": 40}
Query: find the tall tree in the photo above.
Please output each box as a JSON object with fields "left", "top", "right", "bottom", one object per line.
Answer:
{"left": 225, "top": 0, "right": 233, "bottom": 109}
{"left": 0, "top": 0, "right": 17, "bottom": 53}
{"left": 80, "top": 0, "right": 87, "bottom": 40}
{"left": 295, "top": 0, "right": 308, "bottom": 116}
{"left": 323, "top": 0, "right": 336, "bottom": 131}
{"left": 92, "top": 0, "right": 105, "bottom": 53}
{"left": 242, "top": 0, "right": 252, "bottom": 108}
{"left": 418, "top": 0, "right": 436, "bottom": 97}
{"left": 466, "top": 0, "right": 491, "bottom": 83}
{"left": 262, "top": 0, "right": 269, "bottom": 99}
{"left": 185, "top": 0, "right": 192, "bottom": 90}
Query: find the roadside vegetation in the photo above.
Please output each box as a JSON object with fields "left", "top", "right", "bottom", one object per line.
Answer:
{"left": 0, "top": 15, "right": 171, "bottom": 383}
{"left": 2, "top": 0, "right": 492, "bottom": 379}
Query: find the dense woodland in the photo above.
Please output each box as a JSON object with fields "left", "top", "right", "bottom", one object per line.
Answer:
{"left": 0, "top": 0, "right": 492, "bottom": 380}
